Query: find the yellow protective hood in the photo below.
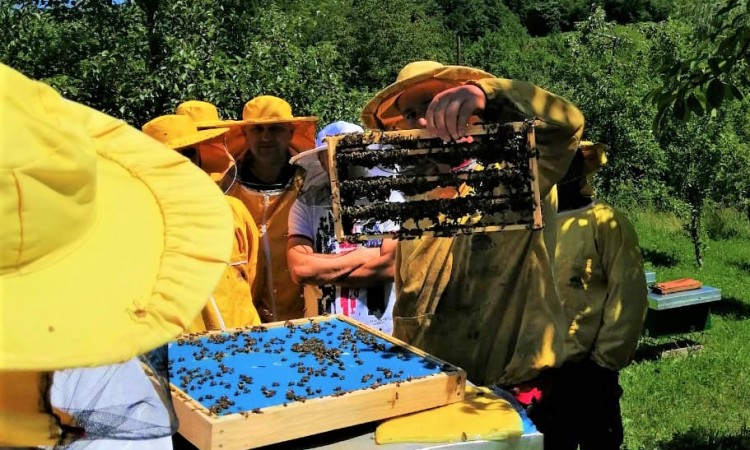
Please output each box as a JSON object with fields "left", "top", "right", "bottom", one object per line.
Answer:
{"left": 142, "top": 114, "right": 239, "bottom": 190}
{"left": 142, "top": 114, "right": 228, "bottom": 150}
{"left": 0, "top": 63, "right": 233, "bottom": 370}
{"left": 361, "top": 60, "right": 494, "bottom": 130}
{"left": 579, "top": 141, "right": 607, "bottom": 197}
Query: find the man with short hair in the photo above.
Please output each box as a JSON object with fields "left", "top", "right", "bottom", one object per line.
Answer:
{"left": 286, "top": 121, "right": 398, "bottom": 334}
{"left": 222, "top": 96, "right": 318, "bottom": 322}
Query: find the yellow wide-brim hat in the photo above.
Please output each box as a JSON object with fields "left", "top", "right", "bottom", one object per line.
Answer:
{"left": 143, "top": 114, "right": 234, "bottom": 177}
{"left": 361, "top": 61, "right": 494, "bottom": 130}
{"left": 580, "top": 141, "right": 607, "bottom": 176}
{"left": 579, "top": 141, "right": 608, "bottom": 197}
{"left": 142, "top": 114, "right": 228, "bottom": 151}
{"left": 234, "top": 95, "right": 318, "bottom": 154}
{"left": 175, "top": 100, "right": 247, "bottom": 157}
{"left": 0, "top": 64, "right": 234, "bottom": 371}
{"left": 176, "top": 100, "right": 241, "bottom": 129}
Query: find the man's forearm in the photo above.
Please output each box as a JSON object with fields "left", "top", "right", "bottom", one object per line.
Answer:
{"left": 288, "top": 247, "right": 379, "bottom": 285}
{"left": 337, "top": 254, "right": 395, "bottom": 287}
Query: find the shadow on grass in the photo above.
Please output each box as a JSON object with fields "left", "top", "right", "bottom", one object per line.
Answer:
{"left": 651, "top": 427, "right": 750, "bottom": 450}
{"left": 641, "top": 248, "right": 679, "bottom": 268}
{"left": 728, "top": 259, "right": 750, "bottom": 274}
{"left": 633, "top": 336, "right": 704, "bottom": 363}
{"left": 709, "top": 296, "right": 750, "bottom": 320}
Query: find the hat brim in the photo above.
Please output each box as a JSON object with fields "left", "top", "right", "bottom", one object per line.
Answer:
{"left": 289, "top": 145, "right": 326, "bottom": 166}
{"left": 195, "top": 119, "right": 241, "bottom": 129}
{"left": 581, "top": 142, "right": 608, "bottom": 176}
{"left": 166, "top": 127, "right": 228, "bottom": 151}
{"left": 1, "top": 98, "right": 233, "bottom": 370}
{"left": 361, "top": 65, "right": 494, "bottom": 129}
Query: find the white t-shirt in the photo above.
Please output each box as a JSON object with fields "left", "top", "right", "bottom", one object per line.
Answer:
{"left": 288, "top": 176, "right": 401, "bottom": 335}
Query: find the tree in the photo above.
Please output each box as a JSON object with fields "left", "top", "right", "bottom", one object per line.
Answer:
{"left": 504, "top": 0, "right": 671, "bottom": 36}
{"left": 644, "top": 8, "right": 750, "bottom": 265}
{"left": 437, "top": 0, "right": 521, "bottom": 41}
{"left": 0, "top": 0, "right": 365, "bottom": 126}
{"left": 648, "top": 0, "right": 749, "bottom": 129}
{"left": 341, "top": 0, "right": 453, "bottom": 89}
{"left": 548, "top": 8, "right": 670, "bottom": 211}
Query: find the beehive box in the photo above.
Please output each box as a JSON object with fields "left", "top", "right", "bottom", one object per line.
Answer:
{"left": 643, "top": 286, "right": 722, "bottom": 337}
{"left": 168, "top": 315, "right": 466, "bottom": 450}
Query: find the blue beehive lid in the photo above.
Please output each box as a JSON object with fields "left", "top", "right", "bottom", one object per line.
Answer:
{"left": 648, "top": 286, "right": 722, "bottom": 311}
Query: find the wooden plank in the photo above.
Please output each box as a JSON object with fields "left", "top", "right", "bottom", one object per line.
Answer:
{"left": 170, "top": 386, "right": 214, "bottom": 450}
{"left": 168, "top": 315, "right": 466, "bottom": 450}
{"left": 526, "top": 123, "right": 543, "bottom": 230}
{"left": 325, "top": 136, "right": 346, "bottom": 242}
{"left": 334, "top": 122, "right": 529, "bottom": 146}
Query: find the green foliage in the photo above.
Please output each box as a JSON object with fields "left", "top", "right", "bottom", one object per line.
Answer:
{"left": 0, "top": 0, "right": 369, "bottom": 126}
{"left": 2, "top": 0, "right": 749, "bottom": 268}
{"left": 437, "top": 0, "right": 521, "bottom": 41}
{"left": 623, "top": 208, "right": 750, "bottom": 450}
{"left": 460, "top": 9, "right": 531, "bottom": 76}
{"left": 648, "top": 0, "right": 749, "bottom": 128}
{"left": 542, "top": 8, "right": 671, "bottom": 212}
{"left": 703, "top": 202, "right": 750, "bottom": 240}
{"left": 603, "top": 0, "right": 671, "bottom": 24}
{"left": 504, "top": 0, "right": 590, "bottom": 35}
{"left": 504, "top": 0, "right": 672, "bottom": 36}
{"left": 341, "top": 0, "right": 453, "bottom": 89}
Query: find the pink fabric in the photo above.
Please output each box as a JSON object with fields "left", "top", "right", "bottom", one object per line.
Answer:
{"left": 513, "top": 386, "right": 543, "bottom": 406}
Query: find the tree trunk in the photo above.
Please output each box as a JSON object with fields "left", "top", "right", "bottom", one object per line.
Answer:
{"left": 689, "top": 207, "right": 703, "bottom": 268}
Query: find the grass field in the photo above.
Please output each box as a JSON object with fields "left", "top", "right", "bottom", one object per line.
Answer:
{"left": 621, "top": 208, "right": 750, "bottom": 450}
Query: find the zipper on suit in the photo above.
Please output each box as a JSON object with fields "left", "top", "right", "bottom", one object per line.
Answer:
{"left": 208, "top": 295, "right": 226, "bottom": 330}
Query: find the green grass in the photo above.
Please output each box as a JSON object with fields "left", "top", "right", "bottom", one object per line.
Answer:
{"left": 621, "top": 209, "right": 750, "bottom": 450}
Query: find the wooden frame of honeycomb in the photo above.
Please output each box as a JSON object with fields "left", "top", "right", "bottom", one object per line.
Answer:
{"left": 326, "top": 121, "right": 543, "bottom": 242}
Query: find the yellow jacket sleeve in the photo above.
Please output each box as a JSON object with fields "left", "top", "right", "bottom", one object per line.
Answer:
{"left": 592, "top": 204, "right": 648, "bottom": 370}
{"left": 470, "top": 78, "right": 585, "bottom": 196}
{"left": 187, "top": 197, "right": 261, "bottom": 331}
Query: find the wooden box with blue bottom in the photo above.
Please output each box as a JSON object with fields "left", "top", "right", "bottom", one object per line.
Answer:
{"left": 168, "top": 315, "right": 466, "bottom": 450}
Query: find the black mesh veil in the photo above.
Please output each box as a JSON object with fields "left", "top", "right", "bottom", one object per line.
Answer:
{"left": 48, "top": 345, "right": 177, "bottom": 449}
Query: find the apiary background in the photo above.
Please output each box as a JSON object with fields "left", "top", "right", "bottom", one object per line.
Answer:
{"left": 168, "top": 315, "right": 466, "bottom": 450}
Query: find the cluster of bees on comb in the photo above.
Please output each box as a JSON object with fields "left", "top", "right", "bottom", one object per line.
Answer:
{"left": 168, "top": 319, "right": 445, "bottom": 416}
{"left": 329, "top": 121, "right": 542, "bottom": 242}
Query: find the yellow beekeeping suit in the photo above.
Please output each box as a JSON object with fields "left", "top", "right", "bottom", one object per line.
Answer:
{"left": 555, "top": 202, "right": 647, "bottom": 371}
{"left": 227, "top": 175, "right": 308, "bottom": 322}
{"left": 394, "top": 78, "right": 585, "bottom": 386}
{"left": 188, "top": 196, "right": 261, "bottom": 331}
